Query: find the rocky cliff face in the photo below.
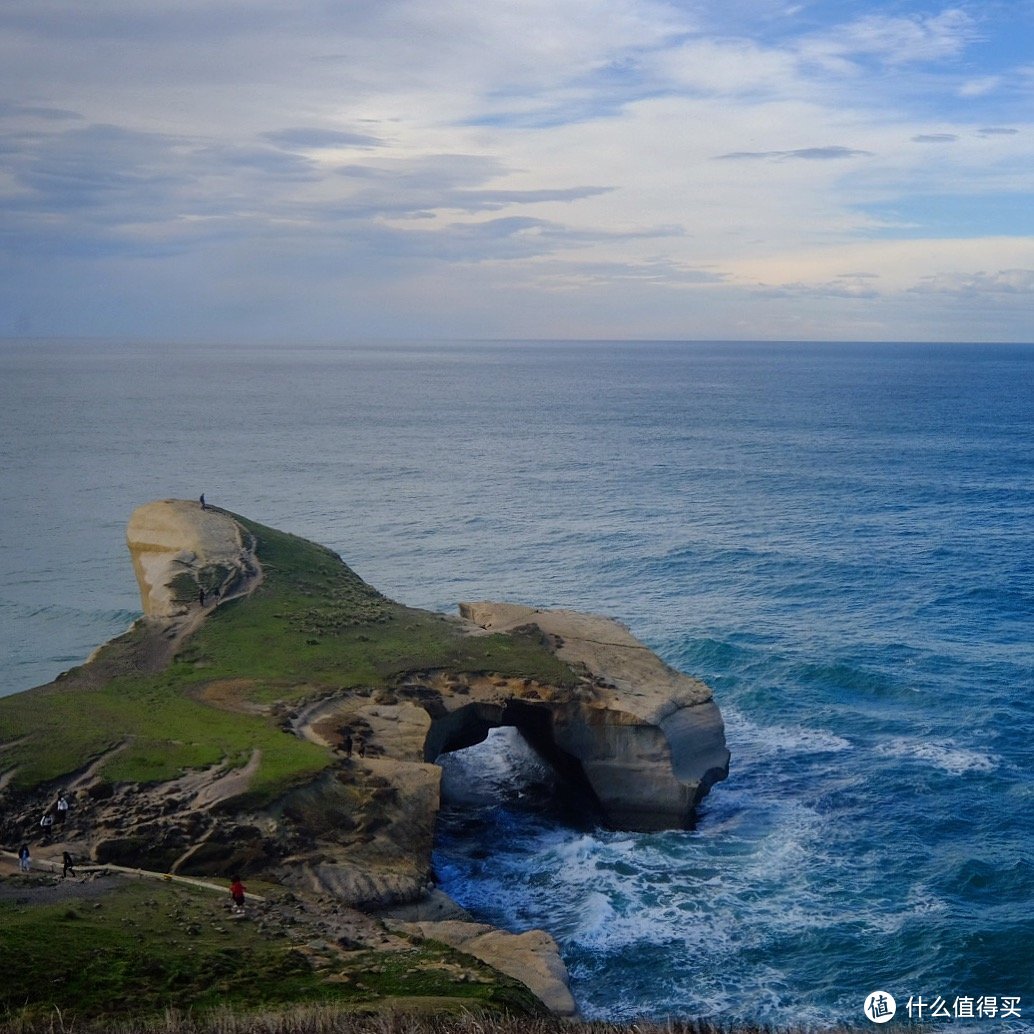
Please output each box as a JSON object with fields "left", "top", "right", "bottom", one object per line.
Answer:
{"left": 126, "top": 499, "right": 259, "bottom": 618}
{"left": 457, "top": 602, "right": 730, "bottom": 829}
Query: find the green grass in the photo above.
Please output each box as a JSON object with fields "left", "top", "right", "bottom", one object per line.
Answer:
{"left": 0, "top": 878, "right": 542, "bottom": 1023}
{"left": 0, "top": 670, "right": 329, "bottom": 798}
{"left": 175, "top": 516, "right": 575, "bottom": 694}
{"left": 0, "top": 512, "right": 577, "bottom": 800}
{"left": 0, "top": 1011, "right": 872, "bottom": 1034}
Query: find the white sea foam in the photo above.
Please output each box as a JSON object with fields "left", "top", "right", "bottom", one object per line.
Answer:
{"left": 876, "top": 737, "right": 999, "bottom": 775}
{"left": 725, "top": 710, "right": 853, "bottom": 758}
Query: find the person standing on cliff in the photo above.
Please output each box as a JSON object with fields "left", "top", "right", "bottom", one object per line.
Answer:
{"left": 55, "top": 793, "right": 69, "bottom": 827}
{"left": 200, "top": 493, "right": 206, "bottom": 510}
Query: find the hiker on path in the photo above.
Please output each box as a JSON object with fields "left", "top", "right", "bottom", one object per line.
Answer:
{"left": 56, "top": 794, "right": 69, "bottom": 826}
{"left": 229, "top": 875, "right": 247, "bottom": 912}
{"left": 62, "top": 851, "right": 76, "bottom": 878}
{"left": 39, "top": 812, "right": 54, "bottom": 840}
{"left": 18, "top": 844, "right": 30, "bottom": 872}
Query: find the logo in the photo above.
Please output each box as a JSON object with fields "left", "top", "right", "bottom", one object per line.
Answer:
{"left": 864, "top": 990, "right": 897, "bottom": 1024}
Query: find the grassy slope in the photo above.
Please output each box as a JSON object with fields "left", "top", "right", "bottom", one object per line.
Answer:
{"left": 0, "top": 877, "right": 543, "bottom": 1022}
{"left": 0, "top": 513, "right": 576, "bottom": 798}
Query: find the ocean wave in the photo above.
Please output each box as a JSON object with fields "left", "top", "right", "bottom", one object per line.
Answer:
{"left": 875, "top": 738, "right": 999, "bottom": 775}
{"left": 724, "top": 709, "right": 853, "bottom": 758}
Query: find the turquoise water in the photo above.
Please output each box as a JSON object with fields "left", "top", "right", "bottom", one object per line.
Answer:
{"left": 1, "top": 340, "right": 1031, "bottom": 1029}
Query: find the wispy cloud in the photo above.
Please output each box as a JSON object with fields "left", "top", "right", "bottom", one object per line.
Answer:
{"left": 910, "top": 268, "right": 1034, "bottom": 295}
{"left": 715, "top": 146, "right": 872, "bottom": 161}
{"left": 797, "top": 9, "right": 979, "bottom": 73}
{"left": 263, "top": 128, "right": 384, "bottom": 150}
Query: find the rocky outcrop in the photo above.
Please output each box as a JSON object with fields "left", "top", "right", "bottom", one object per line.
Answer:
{"left": 299, "top": 619, "right": 729, "bottom": 835}
{"left": 390, "top": 920, "right": 577, "bottom": 1017}
{"left": 454, "top": 603, "right": 730, "bottom": 829}
{"left": 126, "top": 499, "right": 258, "bottom": 618}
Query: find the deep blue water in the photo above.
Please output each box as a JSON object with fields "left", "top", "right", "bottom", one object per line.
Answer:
{"left": 1, "top": 340, "right": 1031, "bottom": 1030}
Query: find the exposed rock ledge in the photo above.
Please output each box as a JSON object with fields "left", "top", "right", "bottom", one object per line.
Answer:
{"left": 126, "top": 499, "right": 259, "bottom": 618}
{"left": 391, "top": 921, "right": 577, "bottom": 1017}
{"left": 458, "top": 602, "right": 730, "bottom": 830}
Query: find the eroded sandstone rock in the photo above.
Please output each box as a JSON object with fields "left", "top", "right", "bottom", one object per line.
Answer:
{"left": 391, "top": 920, "right": 578, "bottom": 1017}
{"left": 456, "top": 602, "right": 730, "bottom": 829}
{"left": 72, "top": 502, "right": 732, "bottom": 1015}
{"left": 126, "top": 499, "right": 257, "bottom": 618}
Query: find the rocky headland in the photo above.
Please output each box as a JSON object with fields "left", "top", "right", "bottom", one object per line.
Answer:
{"left": 0, "top": 500, "right": 729, "bottom": 1021}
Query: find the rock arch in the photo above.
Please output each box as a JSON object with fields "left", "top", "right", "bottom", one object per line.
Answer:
{"left": 424, "top": 699, "right": 605, "bottom": 815}
{"left": 455, "top": 603, "right": 730, "bottom": 831}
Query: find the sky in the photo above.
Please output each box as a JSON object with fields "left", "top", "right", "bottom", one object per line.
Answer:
{"left": 1, "top": 0, "right": 1033, "bottom": 343}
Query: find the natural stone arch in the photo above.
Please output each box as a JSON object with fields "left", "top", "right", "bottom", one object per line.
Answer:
{"left": 457, "top": 603, "right": 731, "bottom": 831}
{"left": 424, "top": 699, "right": 604, "bottom": 815}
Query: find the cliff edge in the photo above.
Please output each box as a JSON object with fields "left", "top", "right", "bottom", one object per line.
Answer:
{"left": 127, "top": 499, "right": 260, "bottom": 618}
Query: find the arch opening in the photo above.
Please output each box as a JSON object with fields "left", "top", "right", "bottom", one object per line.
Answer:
{"left": 427, "top": 701, "right": 603, "bottom": 822}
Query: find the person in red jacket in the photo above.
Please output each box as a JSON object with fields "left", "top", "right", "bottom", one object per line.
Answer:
{"left": 229, "top": 875, "right": 246, "bottom": 911}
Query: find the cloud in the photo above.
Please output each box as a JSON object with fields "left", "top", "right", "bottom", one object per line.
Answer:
{"left": 443, "top": 186, "right": 614, "bottom": 212}
{"left": 0, "top": 102, "right": 83, "bottom": 121}
{"left": 910, "top": 268, "right": 1034, "bottom": 296}
{"left": 2, "top": 1, "right": 1034, "bottom": 342}
{"left": 753, "top": 278, "right": 882, "bottom": 300}
{"left": 715, "top": 146, "right": 871, "bottom": 161}
{"left": 798, "top": 9, "right": 979, "bottom": 72}
{"left": 958, "top": 76, "right": 1002, "bottom": 98}
{"left": 533, "top": 257, "right": 727, "bottom": 290}
{"left": 263, "top": 128, "right": 383, "bottom": 150}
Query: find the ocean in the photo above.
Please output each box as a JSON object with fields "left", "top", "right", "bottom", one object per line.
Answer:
{"left": 1, "top": 339, "right": 1031, "bottom": 1030}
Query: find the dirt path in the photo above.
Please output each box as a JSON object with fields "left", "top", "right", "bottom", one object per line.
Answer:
{"left": 132, "top": 519, "right": 264, "bottom": 674}
{"left": 0, "top": 850, "right": 265, "bottom": 900}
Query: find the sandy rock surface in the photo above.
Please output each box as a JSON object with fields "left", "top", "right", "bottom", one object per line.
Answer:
{"left": 392, "top": 920, "right": 578, "bottom": 1017}
{"left": 126, "top": 499, "right": 257, "bottom": 618}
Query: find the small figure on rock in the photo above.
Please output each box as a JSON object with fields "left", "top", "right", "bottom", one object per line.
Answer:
{"left": 56, "top": 794, "right": 69, "bottom": 826}
{"left": 39, "top": 811, "right": 54, "bottom": 840}
{"left": 229, "top": 874, "right": 247, "bottom": 912}
{"left": 18, "top": 844, "right": 30, "bottom": 872}
{"left": 200, "top": 493, "right": 206, "bottom": 510}
{"left": 199, "top": 587, "right": 206, "bottom": 607}
{"left": 62, "top": 851, "right": 76, "bottom": 878}
{"left": 357, "top": 737, "right": 366, "bottom": 759}
{"left": 342, "top": 731, "right": 353, "bottom": 758}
